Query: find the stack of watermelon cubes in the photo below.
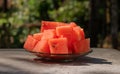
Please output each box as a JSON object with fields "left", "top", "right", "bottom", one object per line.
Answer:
{"left": 24, "top": 21, "right": 90, "bottom": 54}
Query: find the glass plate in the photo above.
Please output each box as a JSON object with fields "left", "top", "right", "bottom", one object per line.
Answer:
{"left": 26, "top": 49, "right": 93, "bottom": 60}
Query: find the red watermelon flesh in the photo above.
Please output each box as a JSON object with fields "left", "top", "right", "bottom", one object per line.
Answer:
{"left": 24, "top": 35, "right": 38, "bottom": 51}
{"left": 56, "top": 26, "right": 78, "bottom": 53}
{"left": 73, "top": 26, "right": 81, "bottom": 41}
{"left": 83, "top": 38, "right": 90, "bottom": 52}
{"left": 56, "top": 26, "right": 78, "bottom": 42}
{"left": 73, "top": 26, "right": 85, "bottom": 40}
{"left": 33, "top": 39, "right": 50, "bottom": 53}
{"left": 80, "top": 29, "right": 85, "bottom": 40}
{"left": 48, "top": 38, "right": 68, "bottom": 54}
{"left": 73, "top": 38, "right": 90, "bottom": 54}
{"left": 41, "top": 29, "right": 56, "bottom": 40}
{"left": 41, "top": 21, "right": 67, "bottom": 32}
{"left": 33, "top": 33, "right": 43, "bottom": 41}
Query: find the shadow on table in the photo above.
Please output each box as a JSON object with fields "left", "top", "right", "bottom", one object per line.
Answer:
{"left": 10, "top": 56, "right": 112, "bottom": 66}
{"left": 34, "top": 56, "right": 112, "bottom": 66}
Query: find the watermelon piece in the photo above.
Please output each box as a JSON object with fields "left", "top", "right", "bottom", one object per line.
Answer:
{"left": 41, "top": 21, "right": 67, "bottom": 32}
{"left": 84, "top": 38, "right": 90, "bottom": 52}
{"left": 73, "top": 26, "right": 85, "bottom": 40}
{"left": 33, "top": 33, "right": 43, "bottom": 41}
{"left": 33, "top": 39, "right": 50, "bottom": 53}
{"left": 80, "top": 28, "right": 85, "bottom": 40}
{"left": 56, "top": 26, "right": 78, "bottom": 42}
{"left": 73, "top": 38, "right": 90, "bottom": 54}
{"left": 56, "top": 26, "right": 78, "bottom": 53}
{"left": 48, "top": 38, "right": 68, "bottom": 54}
{"left": 24, "top": 35, "right": 38, "bottom": 51}
{"left": 41, "top": 29, "right": 56, "bottom": 40}
{"left": 73, "top": 26, "right": 81, "bottom": 41}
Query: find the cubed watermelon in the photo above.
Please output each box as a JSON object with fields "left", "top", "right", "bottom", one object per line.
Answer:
{"left": 80, "top": 29, "right": 85, "bottom": 40}
{"left": 33, "top": 39, "right": 50, "bottom": 53}
{"left": 33, "top": 33, "right": 43, "bottom": 41}
{"left": 73, "top": 38, "right": 90, "bottom": 54}
{"left": 24, "top": 35, "right": 38, "bottom": 51}
{"left": 24, "top": 21, "right": 90, "bottom": 55}
{"left": 73, "top": 26, "right": 85, "bottom": 40}
{"left": 41, "top": 29, "right": 56, "bottom": 40}
{"left": 56, "top": 26, "right": 78, "bottom": 42}
{"left": 41, "top": 21, "right": 67, "bottom": 32}
{"left": 48, "top": 38, "right": 68, "bottom": 54}
{"left": 56, "top": 26, "right": 78, "bottom": 53}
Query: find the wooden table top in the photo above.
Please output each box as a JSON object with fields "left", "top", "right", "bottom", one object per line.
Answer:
{"left": 0, "top": 48, "right": 120, "bottom": 74}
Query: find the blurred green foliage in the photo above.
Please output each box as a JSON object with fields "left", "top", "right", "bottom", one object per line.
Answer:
{"left": 0, "top": 0, "right": 89, "bottom": 26}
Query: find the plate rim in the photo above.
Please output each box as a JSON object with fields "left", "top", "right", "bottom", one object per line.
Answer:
{"left": 25, "top": 49, "right": 93, "bottom": 56}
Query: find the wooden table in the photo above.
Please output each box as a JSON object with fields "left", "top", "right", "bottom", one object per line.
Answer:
{"left": 0, "top": 48, "right": 120, "bottom": 74}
